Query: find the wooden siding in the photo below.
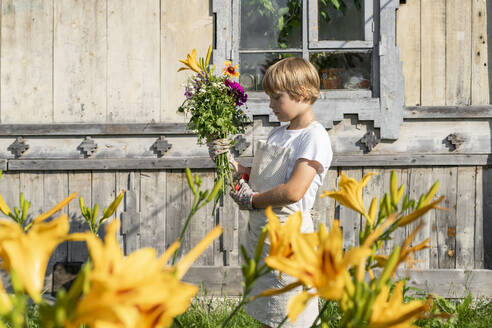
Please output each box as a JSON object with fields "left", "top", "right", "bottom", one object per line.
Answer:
{"left": 0, "top": 0, "right": 213, "bottom": 123}
{"left": 0, "top": 167, "right": 488, "bottom": 292}
{"left": 397, "top": 0, "right": 491, "bottom": 106}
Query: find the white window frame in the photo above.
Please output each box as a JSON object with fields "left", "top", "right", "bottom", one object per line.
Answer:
{"left": 212, "top": 0, "right": 405, "bottom": 140}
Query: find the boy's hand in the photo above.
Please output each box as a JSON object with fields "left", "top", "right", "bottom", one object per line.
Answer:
{"left": 230, "top": 180, "right": 256, "bottom": 210}
{"left": 207, "top": 138, "right": 231, "bottom": 160}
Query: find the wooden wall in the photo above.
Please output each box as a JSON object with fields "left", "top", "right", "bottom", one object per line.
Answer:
{"left": 397, "top": 0, "right": 491, "bottom": 106}
{"left": 0, "top": 166, "right": 487, "bottom": 292}
{"left": 0, "top": 0, "right": 213, "bottom": 123}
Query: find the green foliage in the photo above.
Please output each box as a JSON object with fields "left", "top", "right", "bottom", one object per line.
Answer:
{"left": 79, "top": 191, "right": 125, "bottom": 236}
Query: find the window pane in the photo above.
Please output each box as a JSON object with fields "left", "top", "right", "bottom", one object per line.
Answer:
{"left": 310, "top": 52, "right": 371, "bottom": 90}
{"left": 240, "top": 0, "right": 302, "bottom": 49}
{"left": 318, "top": 0, "right": 363, "bottom": 41}
{"left": 239, "top": 53, "right": 302, "bottom": 91}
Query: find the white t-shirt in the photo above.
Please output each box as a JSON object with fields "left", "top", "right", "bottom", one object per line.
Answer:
{"left": 267, "top": 121, "right": 333, "bottom": 212}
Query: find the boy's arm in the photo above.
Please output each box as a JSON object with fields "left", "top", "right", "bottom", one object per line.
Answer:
{"left": 251, "top": 159, "right": 319, "bottom": 209}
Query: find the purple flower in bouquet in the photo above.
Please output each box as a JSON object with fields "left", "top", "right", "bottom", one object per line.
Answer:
{"left": 225, "top": 79, "right": 248, "bottom": 107}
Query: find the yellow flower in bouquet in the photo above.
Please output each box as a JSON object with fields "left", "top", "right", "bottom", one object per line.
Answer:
{"left": 322, "top": 172, "right": 376, "bottom": 221}
{"left": 69, "top": 220, "right": 222, "bottom": 328}
{"left": 0, "top": 215, "right": 70, "bottom": 303}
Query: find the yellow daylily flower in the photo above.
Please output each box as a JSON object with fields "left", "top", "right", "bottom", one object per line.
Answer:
{"left": 266, "top": 207, "right": 302, "bottom": 258}
{"left": 0, "top": 194, "right": 11, "bottom": 217}
{"left": 69, "top": 220, "right": 222, "bottom": 328}
{"left": 266, "top": 220, "right": 371, "bottom": 323}
{"left": 321, "top": 172, "right": 376, "bottom": 220}
{"left": 0, "top": 215, "right": 70, "bottom": 303}
{"left": 178, "top": 49, "right": 202, "bottom": 74}
{"left": 368, "top": 281, "right": 430, "bottom": 328}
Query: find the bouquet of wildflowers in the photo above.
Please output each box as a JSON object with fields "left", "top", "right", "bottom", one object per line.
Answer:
{"left": 178, "top": 46, "right": 249, "bottom": 205}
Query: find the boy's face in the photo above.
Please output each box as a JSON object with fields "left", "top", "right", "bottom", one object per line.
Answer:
{"left": 268, "top": 92, "right": 310, "bottom": 122}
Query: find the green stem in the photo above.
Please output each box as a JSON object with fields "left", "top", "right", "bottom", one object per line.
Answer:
{"left": 220, "top": 297, "right": 248, "bottom": 328}
{"left": 276, "top": 315, "right": 289, "bottom": 328}
{"left": 171, "top": 195, "right": 199, "bottom": 265}
{"left": 310, "top": 300, "right": 330, "bottom": 328}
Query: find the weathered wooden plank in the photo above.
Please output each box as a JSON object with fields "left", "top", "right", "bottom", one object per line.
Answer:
{"left": 0, "top": 161, "right": 6, "bottom": 171}
{"left": 161, "top": 0, "right": 213, "bottom": 122}
{"left": 339, "top": 168, "right": 362, "bottom": 248}
{"left": 139, "top": 171, "right": 167, "bottom": 254}
{"left": 91, "top": 172, "right": 116, "bottom": 237}
{"left": 420, "top": 0, "right": 446, "bottom": 105}
{"left": 483, "top": 167, "right": 492, "bottom": 269}
{"left": 456, "top": 167, "right": 476, "bottom": 269}
{"left": 446, "top": 0, "right": 472, "bottom": 105}
{"left": 313, "top": 168, "right": 338, "bottom": 229}
{"left": 108, "top": 0, "right": 160, "bottom": 122}
{"left": 116, "top": 171, "right": 140, "bottom": 251}
{"left": 43, "top": 172, "right": 69, "bottom": 292}
{"left": 183, "top": 267, "right": 492, "bottom": 297}
{"left": 407, "top": 168, "right": 434, "bottom": 269}
{"left": 396, "top": 0, "right": 420, "bottom": 106}
{"left": 191, "top": 171, "right": 215, "bottom": 266}
{"left": 474, "top": 167, "right": 484, "bottom": 269}
{"left": 434, "top": 167, "right": 458, "bottom": 269}
{"left": 67, "top": 172, "right": 91, "bottom": 262}
{"left": 383, "top": 169, "right": 408, "bottom": 255}
{"left": 404, "top": 106, "right": 492, "bottom": 119}
{"left": 0, "top": 172, "right": 20, "bottom": 215}
{"left": 1, "top": 0, "right": 53, "bottom": 123}
{"left": 53, "top": 0, "right": 106, "bottom": 122}
{"left": 10, "top": 154, "right": 492, "bottom": 172}
{"left": 0, "top": 123, "right": 192, "bottom": 136}
{"left": 471, "top": 0, "right": 489, "bottom": 105}
{"left": 19, "top": 172, "right": 44, "bottom": 221}
{"left": 361, "top": 167, "right": 383, "bottom": 242}
{"left": 165, "top": 170, "right": 184, "bottom": 254}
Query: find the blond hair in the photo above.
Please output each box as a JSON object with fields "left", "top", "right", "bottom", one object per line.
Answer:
{"left": 262, "top": 57, "right": 320, "bottom": 104}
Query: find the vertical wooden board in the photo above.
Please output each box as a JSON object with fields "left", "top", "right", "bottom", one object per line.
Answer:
{"left": 396, "top": 0, "right": 421, "bottom": 106}
{"left": 456, "top": 167, "right": 476, "bottom": 269}
{"left": 474, "top": 167, "right": 484, "bottom": 268}
{"left": 339, "top": 168, "right": 362, "bottom": 248}
{"left": 408, "top": 168, "right": 434, "bottom": 269}
{"left": 115, "top": 172, "right": 141, "bottom": 248}
{"left": 165, "top": 170, "right": 184, "bottom": 253}
{"left": 43, "top": 172, "right": 69, "bottom": 292}
{"left": 0, "top": 172, "right": 20, "bottom": 214}
{"left": 237, "top": 207, "right": 249, "bottom": 266}
{"left": 446, "top": 0, "right": 472, "bottom": 105}
{"left": 19, "top": 172, "right": 45, "bottom": 220}
{"left": 139, "top": 171, "right": 166, "bottom": 254}
{"left": 160, "top": 0, "right": 213, "bottom": 122}
{"left": 482, "top": 167, "right": 492, "bottom": 269}
{"left": 1, "top": 0, "right": 53, "bottom": 123}
{"left": 313, "top": 168, "right": 338, "bottom": 229}
{"left": 433, "top": 167, "right": 458, "bottom": 269}
{"left": 67, "top": 172, "right": 92, "bottom": 262}
{"left": 108, "top": 0, "right": 160, "bottom": 122}
{"left": 190, "top": 171, "right": 216, "bottom": 266}
{"left": 53, "top": 0, "right": 106, "bottom": 122}
{"left": 180, "top": 170, "right": 194, "bottom": 257}
{"left": 420, "top": 0, "right": 446, "bottom": 105}
{"left": 361, "top": 167, "right": 383, "bottom": 238}
{"left": 91, "top": 172, "right": 116, "bottom": 239}
{"left": 471, "top": 0, "right": 489, "bottom": 104}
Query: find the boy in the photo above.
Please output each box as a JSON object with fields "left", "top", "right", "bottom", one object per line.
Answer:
{"left": 209, "top": 57, "right": 332, "bottom": 327}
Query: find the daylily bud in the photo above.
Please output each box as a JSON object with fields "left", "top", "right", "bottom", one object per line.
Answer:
{"left": 185, "top": 168, "right": 196, "bottom": 194}
{"left": 91, "top": 204, "right": 99, "bottom": 226}
{"left": 0, "top": 194, "right": 12, "bottom": 216}
{"left": 422, "top": 180, "right": 440, "bottom": 207}
{"left": 206, "top": 178, "right": 223, "bottom": 203}
{"left": 103, "top": 190, "right": 125, "bottom": 219}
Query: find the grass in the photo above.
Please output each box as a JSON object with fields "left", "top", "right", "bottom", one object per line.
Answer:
{"left": 12, "top": 294, "right": 492, "bottom": 328}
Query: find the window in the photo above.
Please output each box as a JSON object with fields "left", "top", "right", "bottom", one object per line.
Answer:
{"left": 212, "top": 0, "right": 405, "bottom": 139}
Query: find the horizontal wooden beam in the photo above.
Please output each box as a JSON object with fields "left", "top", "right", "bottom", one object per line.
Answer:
{"left": 0, "top": 123, "right": 192, "bottom": 136}
{"left": 184, "top": 267, "right": 492, "bottom": 297}
{"left": 6, "top": 153, "right": 492, "bottom": 171}
{"left": 405, "top": 106, "right": 492, "bottom": 119}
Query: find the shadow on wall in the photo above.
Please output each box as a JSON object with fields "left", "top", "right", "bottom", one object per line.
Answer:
{"left": 486, "top": 0, "right": 492, "bottom": 269}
